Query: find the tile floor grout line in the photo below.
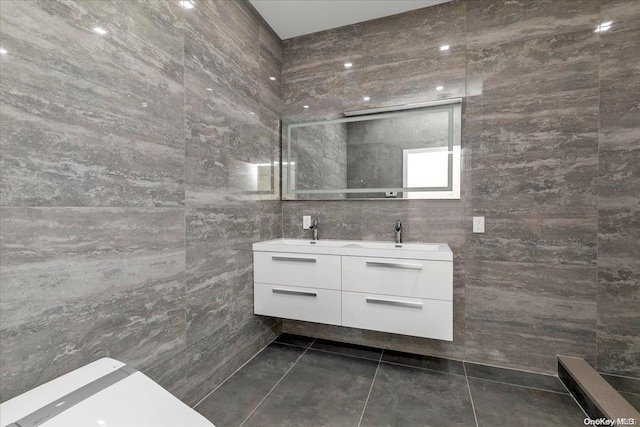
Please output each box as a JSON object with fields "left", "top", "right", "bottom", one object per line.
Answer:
{"left": 358, "top": 349, "right": 384, "bottom": 427}
{"left": 464, "top": 376, "right": 570, "bottom": 396}
{"left": 306, "top": 346, "right": 383, "bottom": 362}
{"left": 464, "top": 360, "right": 561, "bottom": 378}
{"left": 379, "top": 360, "right": 467, "bottom": 378}
{"left": 272, "top": 340, "right": 315, "bottom": 350}
{"left": 238, "top": 338, "right": 316, "bottom": 427}
{"left": 463, "top": 362, "right": 480, "bottom": 427}
{"left": 193, "top": 336, "right": 279, "bottom": 409}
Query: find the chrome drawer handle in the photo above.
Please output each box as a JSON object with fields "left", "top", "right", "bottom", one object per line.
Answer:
{"left": 272, "top": 256, "right": 317, "bottom": 263}
{"left": 273, "top": 288, "right": 317, "bottom": 297}
{"left": 366, "top": 297, "right": 423, "bottom": 309}
{"left": 365, "top": 261, "right": 422, "bottom": 270}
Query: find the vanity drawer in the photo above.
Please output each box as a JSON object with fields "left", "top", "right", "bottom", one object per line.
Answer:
{"left": 342, "top": 291, "right": 452, "bottom": 341}
{"left": 342, "top": 256, "right": 452, "bottom": 300}
{"left": 254, "top": 283, "right": 341, "bottom": 325}
{"left": 254, "top": 251, "right": 341, "bottom": 290}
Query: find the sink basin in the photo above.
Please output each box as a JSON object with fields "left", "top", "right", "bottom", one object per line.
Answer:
{"left": 339, "top": 242, "right": 439, "bottom": 251}
{"left": 253, "top": 238, "right": 452, "bottom": 261}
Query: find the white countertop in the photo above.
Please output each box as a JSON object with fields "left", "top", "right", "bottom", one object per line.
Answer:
{"left": 253, "top": 238, "right": 453, "bottom": 261}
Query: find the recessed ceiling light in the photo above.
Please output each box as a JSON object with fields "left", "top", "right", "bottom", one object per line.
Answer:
{"left": 440, "top": 45, "right": 450, "bottom": 51}
{"left": 363, "top": 96, "right": 370, "bottom": 101}
{"left": 595, "top": 21, "right": 612, "bottom": 32}
{"left": 436, "top": 86, "right": 444, "bottom": 91}
{"left": 269, "top": 76, "right": 277, "bottom": 81}
{"left": 303, "top": 105, "right": 309, "bottom": 109}
{"left": 179, "top": 1, "right": 195, "bottom": 9}
{"left": 344, "top": 62, "right": 353, "bottom": 69}
{"left": 0, "top": 48, "right": 7, "bottom": 55}
{"left": 93, "top": 27, "right": 107, "bottom": 35}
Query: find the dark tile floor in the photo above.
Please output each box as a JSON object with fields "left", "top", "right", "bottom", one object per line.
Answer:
{"left": 195, "top": 334, "right": 588, "bottom": 427}
{"left": 602, "top": 373, "right": 640, "bottom": 412}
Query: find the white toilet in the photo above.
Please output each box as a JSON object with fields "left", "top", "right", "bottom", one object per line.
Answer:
{"left": 0, "top": 358, "right": 215, "bottom": 427}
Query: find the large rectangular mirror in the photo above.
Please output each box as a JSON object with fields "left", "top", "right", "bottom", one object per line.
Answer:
{"left": 282, "top": 99, "right": 461, "bottom": 200}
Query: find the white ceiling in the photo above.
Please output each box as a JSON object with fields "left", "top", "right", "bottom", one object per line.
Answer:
{"left": 249, "top": 0, "right": 453, "bottom": 40}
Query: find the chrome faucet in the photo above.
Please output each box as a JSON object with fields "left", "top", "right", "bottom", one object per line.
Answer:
{"left": 309, "top": 218, "right": 319, "bottom": 241}
{"left": 395, "top": 220, "right": 403, "bottom": 244}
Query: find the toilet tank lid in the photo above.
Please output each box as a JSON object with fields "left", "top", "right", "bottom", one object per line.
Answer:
{"left": 0, "top": 358, "right": 125, "bottom": 427}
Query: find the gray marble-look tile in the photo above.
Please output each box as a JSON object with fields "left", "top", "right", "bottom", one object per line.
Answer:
{"left": 259, "top": 25, "right": 283, "bottom": 117}
{"left": 466, "top": 91, "right": 599, "bottom": 156}
{"left": 185, "top": 203, "right": 281, "bottom": 345}
{"left": 290, "top": 121, "right": 348, "bottom": 192}
{"left": 144, "top": 346, "right": 191, "bottom": 402}
{"left": 310, "top": 339, "right": 382, "bottom": 361}
{"left": 595, "top": 0, "right": 640, "bottom": 381}
{"left": 464, "top": 362, "right": 567, "bottom": 393}
{"left": 0, "top": 0, "right": 185, "bottom": 207}
{"left": 0, "top": 206, "right": 185, "bottom": 402}
{"left": 282, "top": 25, "right": 363, "bottom": 117}
{"left": 360, "top": 362, "right": 476, "bottom": 427}
{"left": 281, "top": 200, "right": 365, "bottom": 240}
{"left": 196, "top": 343, "right": 305, "bottom": 427}
{"left": 0, "top": 207, "right": 185, "bottom": 330}
{"left": 184, "top": 0, "right": 259, "bottom": 127}
{"left": 467, "top": 29, "right": 599, "bottom": 101}
{"left": 181, "top": 315, "right": 280, "bottom": 408}
{"left": 382, "top": 350, "right": 465, "bottom": 376}
{"left": 600, "top": 0, "right": 640, "bottom": 34}
{"left": 465, "top": 261, "right": 597, "bottom": 374}
{"left": 353, "top": 53, "right": 467, "bottom": 109}
{"left": 596, "top": 259, "right": 640, "bottom": 378}
{"left": 184, "top": 0, "right": 280, "bottom": 207}
{"left": 470, "top": 148, "right": 598, "bottom": 211}
{"left": 359, "top": 0, "right": 466, "bottom": 67}
{"left": 242, "top": 350, "right": 378, "bottom": 427}
{"left": 466, "top": 0, "right": 599, "bottom": 48}
{"left": 468, "top": 207, "right": 597, "bottom": 266}
{"left": 44, "top": 282, "right": 186, "bottom": 379}
{"left": 598, "top": 146, "right": 640, "bottom": 211}
{"left": 468, "top": 377, "right": 585, "bottom": 427}
{"left": 599, "top": 26, "right": 640, "bottom": 148}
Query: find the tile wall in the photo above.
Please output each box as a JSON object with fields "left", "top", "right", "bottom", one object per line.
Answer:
{"left": 281, "top": 0, "right": 639, "bottom": 377}
{"left": 0, "top": 0, "right": 282, "bottom": 404}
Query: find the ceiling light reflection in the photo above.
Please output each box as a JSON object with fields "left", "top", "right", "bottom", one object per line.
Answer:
{"left": 93, "top": 27, "right": 107, "bottom": 35}
{"left": 439, "top": 45, "right": 450, "bottom": 51}
{"left": 595, "top": 21, "right": 612, "bottom": 32}
{"left": 344, "top": 62, "right": 353, "bottom": 69}
{"left": 179, "top": 1, "right": 195, "bottom": 9}
{"left": 0, "top": 48, "right": 7, "bottom": 55}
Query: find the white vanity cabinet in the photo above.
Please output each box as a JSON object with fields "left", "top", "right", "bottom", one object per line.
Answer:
{"left": 253, "top": 239, "right": 454, "bottom": 341}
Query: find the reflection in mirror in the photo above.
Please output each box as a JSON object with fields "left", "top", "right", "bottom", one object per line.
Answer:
{"left": 282, "top": 100, "right": 461, "bottom": 200}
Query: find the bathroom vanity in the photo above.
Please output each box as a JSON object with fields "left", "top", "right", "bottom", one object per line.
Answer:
{"left": 253, "top": 239, "right": 453, "bottom": 341}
